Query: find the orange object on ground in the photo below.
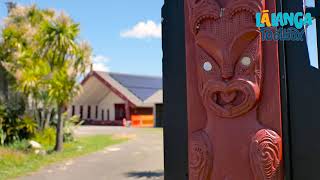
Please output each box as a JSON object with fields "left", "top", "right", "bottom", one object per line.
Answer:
{"left": 131, "top": 115, "right": 154, "bottom": 127}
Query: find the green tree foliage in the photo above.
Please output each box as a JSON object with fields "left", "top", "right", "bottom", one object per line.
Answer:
{"left": 0, "top": 5, "right": 91, "bottom": 151}
{"left": 0, "top": 5, "right": 56, "bottom": 129}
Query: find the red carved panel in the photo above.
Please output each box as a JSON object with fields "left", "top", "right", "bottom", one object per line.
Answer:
{"left": 184, "top": 0, "right": 283, "bottom": 179}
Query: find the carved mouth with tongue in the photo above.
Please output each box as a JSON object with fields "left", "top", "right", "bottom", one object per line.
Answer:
{"left": 203, "top": 80, "right": 260, "bottom": 118}
{"left": 214, "top": 90, "right": 244, "bottom": 109}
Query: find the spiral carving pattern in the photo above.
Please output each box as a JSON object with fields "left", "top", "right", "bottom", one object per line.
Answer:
{"left": 190, "top": 130, "right": 213, "bottom": 180}
{"left": 250, "top": 129, "right": 282, "bottom": 180}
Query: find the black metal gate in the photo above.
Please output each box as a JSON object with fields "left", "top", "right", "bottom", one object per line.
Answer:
{"left": 279, "top": 0, "right": 320, "bottom": 179}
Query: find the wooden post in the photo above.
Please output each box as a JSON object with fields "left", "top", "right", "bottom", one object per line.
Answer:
{"left": 162, "top": 0, "right": 189, "bottom": 179}
{"left": 125, "top": 101, "right": 130, "bottom": 121}
{"left": 184, "top": 0, "right": 283, "bottom": 179}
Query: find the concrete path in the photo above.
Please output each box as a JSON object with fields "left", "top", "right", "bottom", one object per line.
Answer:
{"left": 19, "top": 126, "right": 164, "bottom": 180}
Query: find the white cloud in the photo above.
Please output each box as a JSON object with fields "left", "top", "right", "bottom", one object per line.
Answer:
{"left": 91, "top": 55, "right": 110, "bottom": 72}
{"left": 120, "top": 20, "right": 161, "bottom": 39}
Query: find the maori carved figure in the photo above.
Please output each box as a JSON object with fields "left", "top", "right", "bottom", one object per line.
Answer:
{"left": 185, "top": 0, "right": 283, "bottom": 179}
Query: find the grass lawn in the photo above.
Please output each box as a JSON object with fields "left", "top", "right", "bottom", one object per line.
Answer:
{"left": 0, "top": 135, "right": 127, "bottom": 180}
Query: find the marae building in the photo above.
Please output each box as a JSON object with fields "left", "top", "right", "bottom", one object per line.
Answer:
{"left": 67, "top": 71, "right": 163, "bottom": 127}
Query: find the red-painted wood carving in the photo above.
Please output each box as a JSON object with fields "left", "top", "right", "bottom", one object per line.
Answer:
{"left": 184, "top": 0, "right": 283, "bottom": 179}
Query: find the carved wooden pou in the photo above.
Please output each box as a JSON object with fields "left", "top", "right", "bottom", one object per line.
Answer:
{"left": 184, "top": 0, "right": 283, "bottom": 179}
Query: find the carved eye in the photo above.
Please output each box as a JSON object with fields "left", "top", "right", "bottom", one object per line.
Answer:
{"left": 241, "top": 57, "right": 251, "bottom": 67}
{"left": 203, "top": 61, "right": 212, "bottom": 72}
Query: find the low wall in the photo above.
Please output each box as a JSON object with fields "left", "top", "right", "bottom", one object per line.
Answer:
{"left": 84, "top": 120, "right": 123, "bottom": 126}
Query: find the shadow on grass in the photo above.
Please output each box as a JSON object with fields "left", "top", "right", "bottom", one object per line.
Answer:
{"left": 125, "top": 170, "right": 164, "bottom": 179}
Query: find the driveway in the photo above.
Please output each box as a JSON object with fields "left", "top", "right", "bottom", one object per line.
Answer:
{"left": 19, "top": 126, "right": 164, "bottom": 180}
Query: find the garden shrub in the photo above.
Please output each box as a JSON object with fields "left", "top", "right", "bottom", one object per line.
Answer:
{"left": 32, "top": 127, "right": 56, "bottom": 149}
{"left": 63, "top": 114, "right": 82, "bottom": 142}
{"left": 0, "top": 99, "right": 37, "bottom": 145}
{"left": 7, "top": 139, "right": 29, "bottom": 151}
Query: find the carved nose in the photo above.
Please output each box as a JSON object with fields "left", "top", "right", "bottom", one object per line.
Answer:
{"left": 222, "top": 72, "right": 233, "bottom": 81}
{"left": 221, "top": 53, "right": 234, "bottom": 81}
{"left": 221, "top": 68, "right": 234, "bottom": 81}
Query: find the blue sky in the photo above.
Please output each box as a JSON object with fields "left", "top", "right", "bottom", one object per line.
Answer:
{"left": 0, "top": 0, "right": 164, "bottom": 76}
{"left": 305, "top": 0, "right": 319, "bottom": 69}
{"left": 0, "top": 1, "right": 318, "bottom": 75}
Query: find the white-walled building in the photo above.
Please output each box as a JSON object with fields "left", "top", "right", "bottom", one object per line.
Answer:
{"left": 68, "top": 71, "right": 163, "bottom": 127}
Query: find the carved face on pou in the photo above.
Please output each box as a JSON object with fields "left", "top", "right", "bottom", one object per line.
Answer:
{"left": 187, "top": 0, "right": 264, "bottom": 118}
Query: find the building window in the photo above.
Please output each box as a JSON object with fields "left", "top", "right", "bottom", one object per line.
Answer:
{"left": 80, "top": 106, "right": 83, "bottom": 119}
{"left": 87, "top": 106, "right": 91, "bottom": 119}
{"left": 95, "top": 106, "right": 98, "bottom": 119}
{"left": 72, "top": 105, "right": 75, "bottom": 116}
{"left": 101, "top": 109, "right": 105, "bottom": 121}
{"left": 107, "top": 109, "right": 110, "bottom": 121}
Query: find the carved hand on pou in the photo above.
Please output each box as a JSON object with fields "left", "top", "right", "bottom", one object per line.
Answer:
{"left": 190, "top": 130, "right": 213, "bottom": 180}
{"left": 250, "top": 129, "right": 282, "bottom": 180}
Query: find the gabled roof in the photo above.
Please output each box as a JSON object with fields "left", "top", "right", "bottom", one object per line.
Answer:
{"left": 82, "top": 71, "right": 162, "bottom": 106}
{"left": 108, "top": 72, "right": 162, "bottom": 101}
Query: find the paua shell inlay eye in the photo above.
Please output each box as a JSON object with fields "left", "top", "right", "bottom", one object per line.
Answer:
{"left": 203, "top": 61, "right": 212, "bottom": 72}
{"left": 241, "top": 57, "right": 251, "bottom": 66}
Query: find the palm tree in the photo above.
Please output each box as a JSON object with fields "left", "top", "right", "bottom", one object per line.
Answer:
{"left": 38, "top": 13, "right": 91, "bottom": 151}
{"left": 47, "top": 70, "right": 80, "bottom": 151}
{"left": 15, "top": 59, "right": 51, "bottom": 128}
{"left": 0, "top": 5, "right": 55, "bottom": 127}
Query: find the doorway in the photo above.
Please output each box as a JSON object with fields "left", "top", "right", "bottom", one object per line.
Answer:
{"left": 115, "top": 104, "right": 126, "bottom": 121}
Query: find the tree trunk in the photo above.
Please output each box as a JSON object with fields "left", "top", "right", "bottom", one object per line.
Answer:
{"left": 40, "top": 109, "right": 46, "bottom": 131}
{"left": 3, "top": 76, "right": 8, "bottom": 101}
{"left": 0, "top": 66, "right": 8, "bottom": 101}
{"left": 44, "top": 108, "right": 54, "bottom": 129}
{"left": 54, "top": 104, "right": 63, "bottom": 152}
{"left": 42, "top": 109, "right": 48, "bottom": 130}
{"left": 34, "top": 99, "right": 41, "bottom": 130}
